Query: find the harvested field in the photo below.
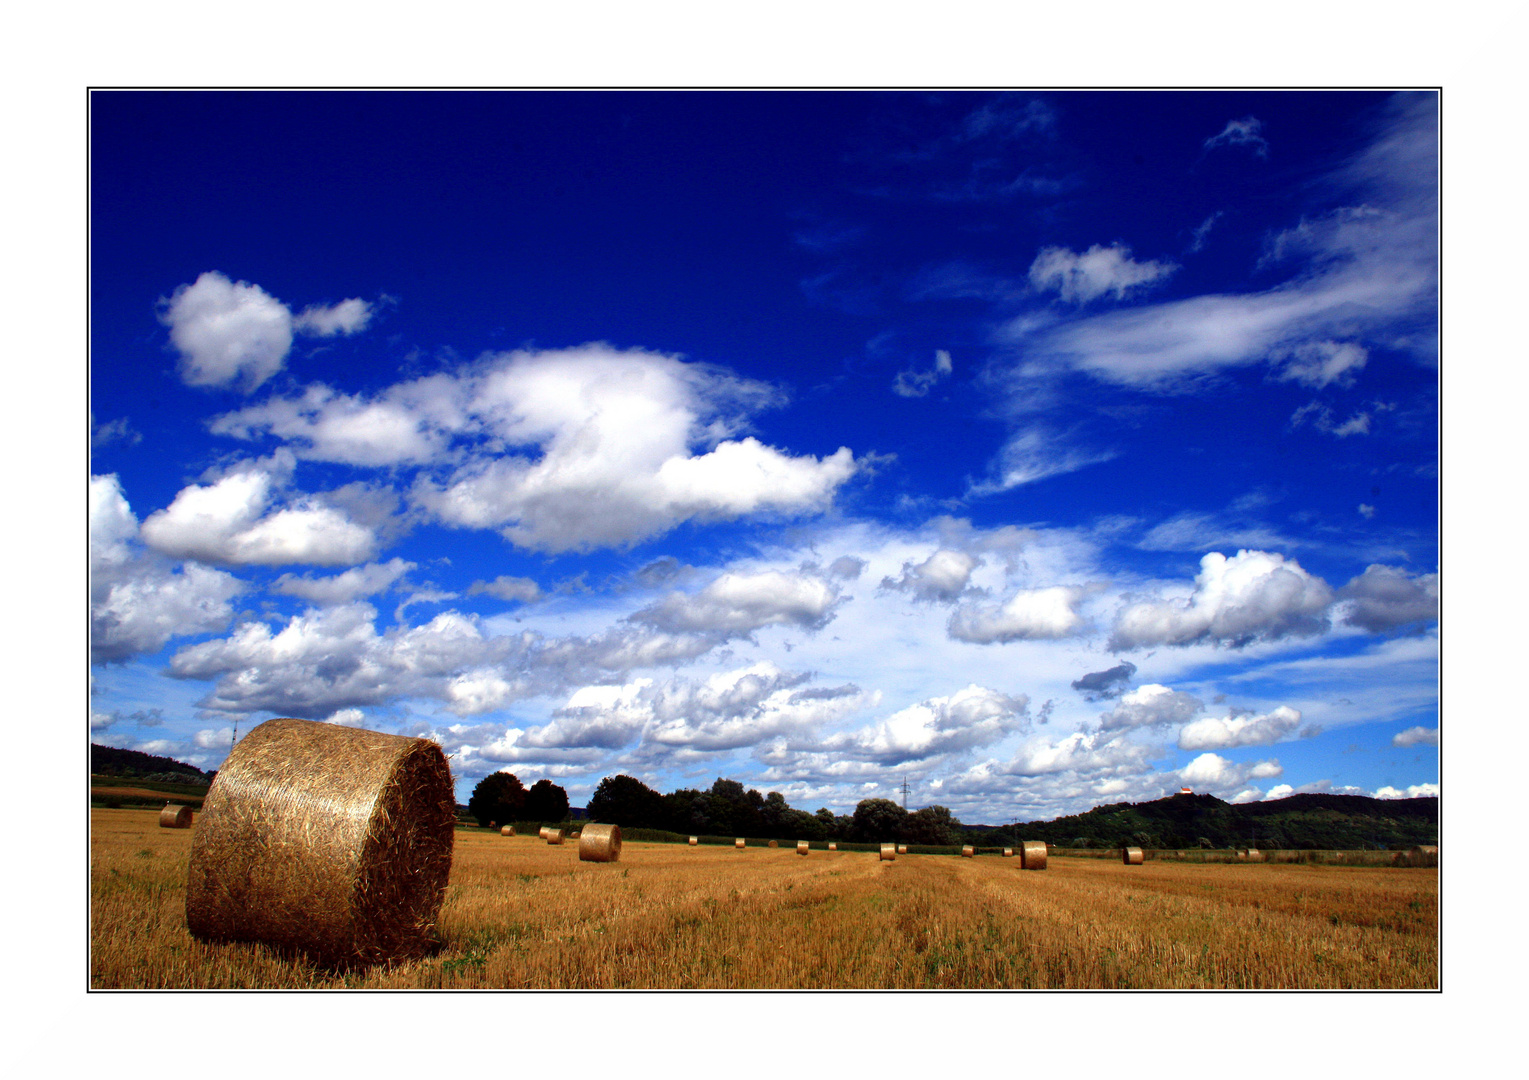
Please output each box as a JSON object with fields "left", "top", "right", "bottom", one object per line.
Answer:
{"left": 91, "top": 808, "right": 1437, "bottom": 989}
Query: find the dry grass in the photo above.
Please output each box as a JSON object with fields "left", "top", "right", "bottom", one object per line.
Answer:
{"left": 91, "top": 808, "right": 1438, "bottom": 989}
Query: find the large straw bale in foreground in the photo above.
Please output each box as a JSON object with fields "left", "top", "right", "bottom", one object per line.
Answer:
{"left": 1122, "top": 846, "right": 1144, "bottom": 865}
{"left": 159, "top": 803, "right": 193, "bottom": 829}
{"left": 1019, "top": 840, "right": 1048, "bottom": 870}
{"left": 578, "top": 823, "right": 622, "bottom": 862}
{"left": 879, "top": 843, "right": 896, "bottom": 861}
{"left": 185, "top": 718, "right": 455, "bottom": 970}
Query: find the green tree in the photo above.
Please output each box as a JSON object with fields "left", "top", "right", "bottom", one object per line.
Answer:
{"left": 523, "top": 778, "right": 569, "bottom": 822}
{"left": 467, "top": 771, "right": 526, "bottom": 827}
{"left": 586, "top": 774, "right": 664, "bottom": 827}
{"left": 852, "top": 798, "right": 908, "bottom": 842}
{"left": 904, "top": 805, "right": 959, "bottom": 845}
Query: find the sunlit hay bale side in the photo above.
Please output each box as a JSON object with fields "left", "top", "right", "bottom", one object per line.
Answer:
{"left": 1019, "top": 840, "right": 1048, "bottom": 870}
{"left": 569, "top": 830, "right": 581, "bottom": 839}
{"left": 828, "top": 842, "right": 837, "bottom": 851}
{"left": 797, "top": 841, "right": 809, "bottom": 856}
{"left": 879, "top": 843, "right": 896, "bottom": 861}
{"left": 1123, "top": 846, "right": 1144, "bottom": 865}
{"left": 1244, "top": 848, "right": 1266, "bottom": 862}
{"left": 538, "top": 827, "right": 551, "bottom": 840}
{"left": 689, "top": 836, "right": 699, "bottom": 846}
{"left": 768, "top": 839, "right": 778, "bottom": 848}
{"left": 578, "top": 823, "right": 622, "bottom": 863}
{"left": 1002, "top": 848, "right": 1013, "bottom": 857}
{"left": 159, "top": 803, "right": 193, "bottom": 829}
{"left": 185, "top": 717, "right": 455, "bottom": 971}
{"left": 735, "top": 838, "right": 746, "bottom": 849}
{"left": 897, "top": 844, "right": 908, "bottom": 855}
{"left": 546, "top": 829, "right": 565, "bottom": 845}
{"left": 961, "top": 845, "right": 975, "bottom": 858}
{"left": 500, "top": 825, "right": 514, "bottom": 836}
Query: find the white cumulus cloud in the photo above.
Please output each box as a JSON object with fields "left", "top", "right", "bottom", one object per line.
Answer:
{"left": 1336, "top": 565, "right": 1439, "bottom": 632}
{"left": 1392, "top": 726, "right": 1438, "bottom": 748}
{"left": 160, "top": 271, "right": 294, "bottom": 392}
{"left": 1097, "top": 683, "right": 1204, "bottom": 732}
{"left": 271, "top": 558, "right": 415, "bottom": 604}
{"left": 632, "top": 569, "right": 843, "bottom": 636}
{"left": 294, "top": 298, "right": 373, "bottom": 336}
{"left": 948, "top": 585, "right": 1089, "bottom": 643}
{"left": 1110, "top": 550, "right": 1334, "bottom": 650}
{"left": 881, "top": 549, "right": 980, "bottom": 602}
{"left": 1177, "top": 705, "right": 1304, "bottom": 750}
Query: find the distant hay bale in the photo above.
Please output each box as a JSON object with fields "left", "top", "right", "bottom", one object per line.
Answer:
{"left": 879, "top": 843, "right": 896, "bottom": 861}
{"left": 500, "top": 825, "right": 514, "bottom": 836}
{"left": 159, "top": 803, "right": 193, "bottom": 829}
{"left": 768, "top": 839, "right": 778, "bottom": 848}
{"left": 897, "top": 844, "right": 908, "bottom": 855}
{"left": 828, "top": 842, "right": 837, "bottom": 851}
{"left": 735, "top": 838, "right": 746, "bottom": 849}
{"left": 961, "top": 845, "right": 975, "bottom": 858}
{"left": 1002, "top": 848, "right": 1013, "bottom": 857}
{"left": 1243, "top": 848, "right": 1265, "bottom": 862}
{"left": 569, "top": 830, "right": 581, "bottom": 839}
{"left": 185, "top": 717, "right": 455, "bottom": 971}
{"left": 1408, "top": 845, "right": 1439, "bottom": 868}
{"left": 578, "top": 823, "right": 622, "bottom": 863}
{"left": 1019, "top": 840, "right": 1048, "bottom": 870}
{"left": 546, "top": 829, "right": 565, "bottom": 845}
{"left": 689, "top": 836, "right": 698, "bottom": 846}
{"left": 538, "top": 827, "right": 550, "bottom": 840}
{"left": 797, "top": 841, "right": 809, "bottom": 856}
{"left": 1123, "top": 846, "right": 1144, "bottom": 865}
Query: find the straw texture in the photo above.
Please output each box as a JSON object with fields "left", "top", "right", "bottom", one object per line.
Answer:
{"left": 1002, "top": 848, "right": 1013, "bottom": 857}
{"left": 768, "top": 840, "right": 778, "bottom": 848}
{"left": 897, "top": 844, "right": 908, "bottom": 855}
{"left": 735, "top": 838, "right": 746, "bottom": 849}
{"left": 1019, "top": 840, "right": 1048, "bottom": 870}
{"left": 879, "top": 843, "right": 896, "bottom": 861}
{"left": 828, "top": 843, "right": 837, "bottom": 851}
{"left": 797, "top": 841, "right": 809, "bottom": 856}
{"left": 1123, "top": 846, "right": 1144, "bottom": 865}
{"left": 500, "top": 825, "right": 514, "bottom": 836}
{"left": 538, "top": 827, "right": 551, "bottom": 840}
{"left": 185, "top": 718, "right": 455, "bottom": 971}
{"left": 159, "top": 803, "right": 193, "bottom": 829}
{"left": 546, "top": 829, "right": 565, "bottom": 845}
{"left": 689, "top": 836, "right": 698, "bottom": 846}
{"left": 578, "top": 823, "right": 622, "bottom": 862}
{"left": 961, "top": 845, "right": 975, "bottom": 858}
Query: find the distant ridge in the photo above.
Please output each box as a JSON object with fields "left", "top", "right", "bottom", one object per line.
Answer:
{"left": 995, "top": 790, "right": 1437, "bottom": 850}
{"left": 91, "top": 743, "right": 212, "bottom": 785}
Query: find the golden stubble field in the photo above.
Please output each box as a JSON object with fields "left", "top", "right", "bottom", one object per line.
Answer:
{"left": 91, "top": 808, "right": 1437, "bottom": 989}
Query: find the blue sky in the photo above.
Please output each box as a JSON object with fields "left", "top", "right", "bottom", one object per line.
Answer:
{"left": 89, "top": 91, "right": 1438, "bottom": 821}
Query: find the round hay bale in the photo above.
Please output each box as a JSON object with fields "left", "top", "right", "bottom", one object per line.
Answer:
{"left": 879, "top": 843, "right": 896, "bottom": 862}
{"left": 185, "top": 717, "right": 455, "bottom": 970}
{"left": 828, "top": 842, "right": 837, "bottom": 851}
{"left": 768, "top": 839, "right": 778, "bottom": 848}
{"left": 500, "top": 825, "right": 514, "bottom": 836}
{"left": 1244, "top": 848, "right": 1265, "bottom": 862}
{"left": 1019, "top": 840, "right": 1048, "bottom": 870}
{"left": 1002, "top": 848, "right": 1013, "bottom": 857}
{"left": 546, "top": 829, "right": 565, "bottom": 845}
{"left": 1410, "top": 845, "right": 1439, "bottom": 868}
{"left": 796, "top": 840, "right": 809, "bottom": 856}
{"left": 578, "top": 823, "right": 622, "bottom": 863}
{"left": 689, "top": 836, "right": 699, "bottom": 846}
{"left": 735, "top": 838, "right": 746, "bottom": 849}
{"left": 961, "top": 845, "right": 975, "bottom": 858}
{"left": 897, "top": 844, "right": 908, "bottom": 855}
{"left": 538, "top": 826, "right": 550, "bottom": 840}
{"left": 159, "top": 802, "right": 193, "bottom": 829}
{"left": 1123, "top": 846, "right": 1144, "bottom": 865}
{"left": 569, "top": 830, "right": 581, "bottom": 839}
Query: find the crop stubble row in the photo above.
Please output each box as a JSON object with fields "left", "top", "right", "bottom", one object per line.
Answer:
{"left": 90, "top": 808, "right": 1437, "bottom": 989}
